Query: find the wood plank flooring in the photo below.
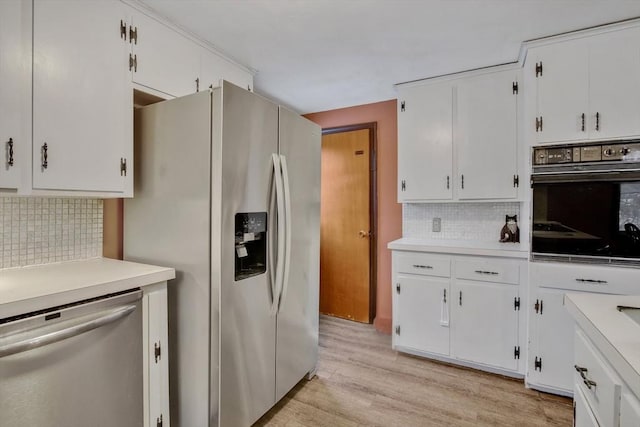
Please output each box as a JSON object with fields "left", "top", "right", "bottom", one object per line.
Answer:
{"left": 255, "top": 315, "right": 573, "bottom": 427}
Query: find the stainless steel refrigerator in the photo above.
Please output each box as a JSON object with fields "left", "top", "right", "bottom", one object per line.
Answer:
{"left": 124, "top": 81, "right": 321, "bottom": 427}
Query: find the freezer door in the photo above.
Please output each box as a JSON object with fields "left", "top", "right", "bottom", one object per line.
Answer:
{"left": 216, "top": 81, "right": 280, "bottom": 426}
{"left": 275, "top": 107, "right": 321, "bottom": 401}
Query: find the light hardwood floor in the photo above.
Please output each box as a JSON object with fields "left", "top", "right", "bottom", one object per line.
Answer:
{"left": 255, "top": 315, "right": 573, "bottom": 427}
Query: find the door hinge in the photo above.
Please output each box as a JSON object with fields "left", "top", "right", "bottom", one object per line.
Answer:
{"left": 534, "top": 356, "right": 542, "bottom": 371}
{"left": 120, "top": 20, "right": 127, "bottom": 41}
{"left": 535, "top": 116, "right": 543, "bottom": 132}
{"left": 154, "top": 341, "right": 161, "bottom": 363}
{"left": 129, "top": 54, "right": 137, "bottom": 72}
{"left": 514, "top": 297, "right": 520, "bottom": 311}
{"left": 534, "top": 299, "right": 543, "bottom": 314}
{"left": 120, "top": 158, "right": 127, "bottom": 176}
{"left": 401, "top": 101, "right": 405, "bottom": 112}
{"left": 512, "top": 81, "right": 518, "bottom": 94}
{"left": 396, "top": 283, "right": 401, "bottom": 294}
{"left": 395, "top": 325, "right": 400, "bottom": 335}
{"left": 129, "top": 26, "right": 138, "bottom": 44}
{"left": 156, "top": 414, "right": 163, "bottom": 427}
{"left": 535, "top": 61, "right": 543, "bottom": 77}
{"left": 514, "top": 346, "right": 520, "bottom": 360}
{"left": 513, "top": 175, "right": 519, "bottom": 188}
{"left": 401, "top": 180, "right": 406, "bottom": 191}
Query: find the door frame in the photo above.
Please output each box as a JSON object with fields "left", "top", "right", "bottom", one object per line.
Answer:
{"left": 321, "top": 122, "right": 377, "bottom": 323}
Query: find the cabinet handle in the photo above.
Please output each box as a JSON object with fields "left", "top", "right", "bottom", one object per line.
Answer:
{"left": 446, "top": 175, "right": 450, "bottom": 190}
{"left": 443, "top": 289, "right": 447, "bottom": 303}
{"left": 41, "top": 143, "right": 48, "bottom": 169}
{"left": 459, "top": 291, "right": 462, "bottom": 306}
{"left": 575, "top": 278, "right": 607, "bottom": 284}
{"left": 196, "top": 77, "right": 200, "bottom": 92}
{"left": 412, "top": 264, "right": 433, "bottom": 270}
{"left": 474, "top": 270, "right": 499, "bottom": 275}
{"left": 7, "top": 137, "right": 14, "bottom": 167}
{"left": 461, "top": 174, "right": 464, "bottom": 189}
{"left": 581, "top": 113, "right": 585, "bottom": 132}
{"left": 583, "top": 379, "right": 597, "bottom": 389}
{"left": 595, "top": 112, "right": 600, "bottom": 131}
{"left": 574, "top": 365, "right": 588, "bottom": 375}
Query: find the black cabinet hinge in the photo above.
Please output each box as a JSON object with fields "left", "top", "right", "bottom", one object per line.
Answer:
{"left": 512, "top": 81, "right": 518, "bottom": 94}
{"left": 154, "top": 341, "right": 161, "bottom": 363}
{"left": 156, "top": 414, "right": 163, "bottom": 427}
{"left": 120, "top": 20, "right": 127, "bottom": 41}
{"left": 513, "top": 175, "right": 519, "bottom": 188}
{"left": 396, "top": 283, "right": 401, "bottom": 294}
{"left": 535, "top": 116, "right": 543, "bottom": 132}
{"left": 401, "top": 101, "right": 405, "bottom": 112}
{"left": 514, "top": 346, "right": 520, "bottom": 360}
{"left": 535, "top": 62, "right": 543, "bottom": 77}
{"left": 395, "top": 325, "right": 400, "bottom": 335}
{"left": 129, "top": 26, "right": 138, "bottom": 44}
{"left": 129, "top": 54, "right": 137, "bottom": 72}
{"left": 7, "top": 137, "right": 14, "bottom": 167}
{"left": 120, "top": 158, "right": 127, "bottom": 177}
{"left": 401, "top": 180, "right": 406, "bottom": 191}
{"left": 196, "top": 77, "right": 200, "bottom": 92}
{"left": 534, "top": 356, "right": 542, "bottom": 371}
{"left": 514, "top": 297, "right": 520, "bottom": 311}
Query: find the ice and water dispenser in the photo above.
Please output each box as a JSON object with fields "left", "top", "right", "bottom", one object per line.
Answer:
{"left": 235, "top": 212, "right": 267, "bottom": 281}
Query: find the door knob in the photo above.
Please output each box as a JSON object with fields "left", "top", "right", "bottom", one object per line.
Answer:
{"left": 358, "top": 230, "right": 369, "bottom": 238}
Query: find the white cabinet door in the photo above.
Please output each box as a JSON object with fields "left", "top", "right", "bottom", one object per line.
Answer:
{"left": 574, "top": 387, "right": 600, "bottom": 427}
{"left": 131, "top": 12, "right": 200, "bottom": 97}
{"left": 451, "top": 280, "right": 519, "bottom": 371}
{"left": 32, "top": 0, "right": 131, "bottom": 194}
{"left": 145, "top": 285, "right": 170, "bottom": 427}
{"left": 199, "top": 47, "right": 253, "bottom": 92}
{"left": 528, "top": 288, "right": 576, "bottom": 393}
{"left": 0, "top": 0, "right": 24, "bottom": 191}
{"left": 456, "top": 70, "right": 518, "bottom": 199}
{"left": 534, "top": 40, "right": 589, "bottom": 143}
{"left": 397, "top": 83, "right": 453, "bottom": 201}
{"left": 589, "top": 28, "right": 640, "bottom": 140}
{"left": 395, "top": 274, "right": 450, "bottom": 356}
{"left": 620, "top": 392, "right": 640, "bottom": 427}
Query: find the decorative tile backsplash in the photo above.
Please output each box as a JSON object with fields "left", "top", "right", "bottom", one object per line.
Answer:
{"left": 403, "top": 202, "right": 521, "bottom": 242}
{"left": 0, "top": 198, "right": 103, "bottom": 269}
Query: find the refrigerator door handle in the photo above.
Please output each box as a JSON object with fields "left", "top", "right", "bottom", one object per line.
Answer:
{"left": 270, "top": 153, "right": 286, "bottom": 315}
{"left": 278, "top": 154, "right": 292, "bottom": 312}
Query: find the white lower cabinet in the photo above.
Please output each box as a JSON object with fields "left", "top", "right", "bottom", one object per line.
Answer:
{"left": 620, "top": 391, "right": 640, "bottom": 427}
{"left": 392, "top": 250, "right": 525, "bottom": 376}
{"left": 143, "top": 283, "right": 170, "bottom": 427}
{"left": 574, "top": 386, "right": 599, "bottom": 427}
{"left": 395, "top": 274, "right": 450, "bottom": 356}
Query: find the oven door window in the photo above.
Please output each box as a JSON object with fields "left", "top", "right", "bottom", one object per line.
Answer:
{"left": 532, "top": 181, "right": 640, "bottom": 258}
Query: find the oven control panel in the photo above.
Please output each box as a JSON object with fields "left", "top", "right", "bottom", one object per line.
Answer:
{"left": 534, "top": 141, "right": 640, "bottom": 165}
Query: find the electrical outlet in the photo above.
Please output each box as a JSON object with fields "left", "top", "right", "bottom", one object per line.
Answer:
{"left": 432, "top": 218, "right": 441, "bottom": 232}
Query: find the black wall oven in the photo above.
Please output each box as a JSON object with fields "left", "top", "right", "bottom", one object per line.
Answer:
{"left": 531, "top": 141, "right": 640, "bottom": 265}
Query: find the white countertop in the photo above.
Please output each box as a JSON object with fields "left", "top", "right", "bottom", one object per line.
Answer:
{"left": 565, "top": 293, "right": 640, "bottom": 398}
{"left": 388, "top": 238, "right": 530, "bottom": 259}
{"left": 0, "top": 258, "right": 175, "bottom": 318}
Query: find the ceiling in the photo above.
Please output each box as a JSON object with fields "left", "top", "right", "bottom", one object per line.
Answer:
{"left": 139, "top": 1, "right": 640, "bottom": 114}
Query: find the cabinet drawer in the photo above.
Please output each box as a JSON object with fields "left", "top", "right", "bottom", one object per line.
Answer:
{"left": 395, "top": 252, "right": 451, "bottom": 278}
{"left": 455, "top": 259, "right": 519, "bottom": 284}
{"left": 574, "top": 330, "right": 622, "bottom": 427}
{"left": 531, "top": 262, "right": 639, "bottom": 294}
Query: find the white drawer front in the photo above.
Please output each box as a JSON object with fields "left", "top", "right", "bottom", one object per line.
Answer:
{"left": 395, "top": 252, "right": 451, "bottom": 278}
{"left": 532, "top": 262, "right": 640, "bottom": 294}
{"left": 455, "top": 259, "right": 519, "bottom": 284}
{"left": 574, "top": 330, "right": 622, "bottom": 427}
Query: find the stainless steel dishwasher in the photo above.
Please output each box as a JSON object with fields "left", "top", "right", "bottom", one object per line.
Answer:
{"left": 0, "top": 289, "right": 143, "bottom": 427}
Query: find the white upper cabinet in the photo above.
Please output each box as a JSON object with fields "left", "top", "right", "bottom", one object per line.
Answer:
{"left": 456, "top": 70, "right": 519, "bottom": 200}
{"left": 129, "top": 12, "right": 201, "bottom": 97}
{"left": 0, "top": 0, "right": 26, "bottom": 191}
{"left": 530, "top": 26, "right": 640, "bottom": 143}
{"left": 397, "top": 82, "right": 453, "bottom": 201}
{"left": 33, "top": 0, "right": 132, "bottom": 195}
{"left": 199, "top": 47, "right": 253, "bottom": 92}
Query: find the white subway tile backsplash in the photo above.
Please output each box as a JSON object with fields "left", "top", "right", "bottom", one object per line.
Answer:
{"left": 403, "top": 202, "right": 521, "bottom": 242}
{"left": 0, "top": 198, "right": 103, "bottom": 269}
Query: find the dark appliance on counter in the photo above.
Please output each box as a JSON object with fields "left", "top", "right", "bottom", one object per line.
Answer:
{"left": 531, "top": 140, "right": 640, "bottom": 265}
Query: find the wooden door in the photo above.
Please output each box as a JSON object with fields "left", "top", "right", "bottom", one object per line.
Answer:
{"left": 320, "top": 128, "right": 371, "bottom": 322}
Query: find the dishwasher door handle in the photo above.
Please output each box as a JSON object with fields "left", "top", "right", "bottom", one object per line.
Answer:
{"left": 0, "top": 304, "right": 137, "bottom": 358}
